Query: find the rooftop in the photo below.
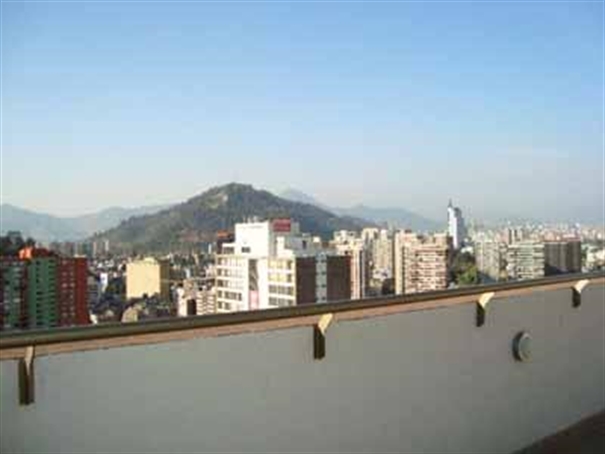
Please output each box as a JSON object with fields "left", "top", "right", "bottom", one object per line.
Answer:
{"left": 1, "top": 271, "right": 604, "bottom": 453}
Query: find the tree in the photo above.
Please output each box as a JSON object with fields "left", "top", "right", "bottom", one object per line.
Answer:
{"left": 450, "top": 250, "right": 479, "bottom": 287}
{"left": 457, "top": 265, "right": 479, "bottom": 286}
{"left": 0, "top": 233, "right": 26, "bottom": 257}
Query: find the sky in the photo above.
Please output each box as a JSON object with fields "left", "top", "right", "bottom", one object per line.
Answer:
{"left": 1, "top": 0, "right": 603, "bottom": 223}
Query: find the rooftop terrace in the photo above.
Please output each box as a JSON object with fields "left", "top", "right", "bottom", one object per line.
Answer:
{"left": 1, "top": 272, "right": 604, "bottom": 453}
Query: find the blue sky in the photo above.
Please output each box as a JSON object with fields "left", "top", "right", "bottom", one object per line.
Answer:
{"left": 1, "top": 0, "right": 603, "bottom": 222}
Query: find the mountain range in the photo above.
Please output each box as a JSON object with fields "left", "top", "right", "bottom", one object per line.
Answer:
{"left": 91, "top": 183, "right": 369, "bottom": 253}
{"left": 2, "top": 184, "right": 442, "bottom": 249}
{"left": 0, "top": 203, "right": 169, "bottom": 242}
{"left": 279, "top": 189, "right": 441, "bottom": 231}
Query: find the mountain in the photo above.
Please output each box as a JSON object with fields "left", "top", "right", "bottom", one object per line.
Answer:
{"left": 1, "top": 204, "right": 84, "bottom": 242}
{"left": 279, "top": 189, "right": 329, "bottom": 209}
{"left": 1, "top": 203, "right": 169, "bottom": 242}
{"left": 280, "top": 189, "right": 441, "bottom": 232}
{"left": 93, "top": 183, "right": 370, "bottom": 253}
{"left": 334, "top": 205, "right": 441, "bottom": 232}
{"left": 66, "top": 205, "right": 171, "bottom": 236}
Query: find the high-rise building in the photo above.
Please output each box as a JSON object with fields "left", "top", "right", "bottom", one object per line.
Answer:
{"left": 0, "top": 248, "right": 89, "bottom": 330}
{"left": 394, "top": 232, "right": 451, "bottom": 294}
{"left": 0, "top": 258, "right": 27, "bottom": 330}
{"left": 475, "top": 240, "right": 506, "bottom": 282}
{"left": 506, "top": 242, "right": 545, "bottom": 281}
{"left": 361, "top": 228, "right": 380, "bottom": 244}
{"left": 126, "top": 258, "right": 171, "bottom": 301}
{"left": 447, "top": 200, "right": 466, "bottom": 250}
{"left": 544, "top": 240, "right": 582, "bottom": 275}
{"left": 25, "top": 253, "right": 59, "bottom": 329}
{"left": 215, "top": 220, "right": 350, "bottom": 312}
{"left": 393, "top": 231, "right": 406, "bottom": 295}
{"left": 333, "top": 236, "right": 370, "bottom": 300}
{"left": 372, "top": 229, "right": 394, "bottom": 278}
{"left": 57, "top": 257, "right": 89, "bottom": 326}
{"left": 504, "top": 227, "right": 524, "bottom": 245}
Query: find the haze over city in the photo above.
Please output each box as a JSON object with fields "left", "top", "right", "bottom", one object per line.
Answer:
{"left": 2, "top": 1, "right": 603, "bottom": 223}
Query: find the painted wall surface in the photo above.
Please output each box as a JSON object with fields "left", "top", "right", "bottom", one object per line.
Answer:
{"left": 1, "top": 285, "right": 604, "bottom": 453}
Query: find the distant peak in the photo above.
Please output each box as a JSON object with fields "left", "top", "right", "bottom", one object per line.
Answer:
{"left": 209, "top": 182, "right": 255, "bottom": 194}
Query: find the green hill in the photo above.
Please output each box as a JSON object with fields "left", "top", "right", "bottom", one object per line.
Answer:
{"left": 94, "top": 183, "right": 369, "bottom": 253}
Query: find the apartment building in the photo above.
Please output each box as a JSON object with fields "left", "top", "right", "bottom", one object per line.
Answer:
{"left": 215, "top": 220, "right": 350, "bottom": 312}
{"left": 395, "top": 232, "right": 451, "bottom": 294}
{"left": 0, "top": 258, "right": 27, "bottom": 329}
{"left": 506, "top": 241, "right": 545, "bottom": 281}
{"left": 126, "top": 257, "right": 170, "bottom": 301}
{"left": 56, "top": 257, "right": 89, "bottom": 326}
{"left": 176, "top": 278, "right": 217, "bottom": 316}
{"left": 544, "top": 240, "right": 582, "bottom": 275}
{"left": 475, "top": 240, "right": 506, "bottom": 282}
{"left": 333, "top": 233, "right": 370, "bottom": 300}
{"left": 372, "top": 229, "right": 394, "bottom": 278}
{"left": 0, "top": 248, "right": 89, "bottom": 330}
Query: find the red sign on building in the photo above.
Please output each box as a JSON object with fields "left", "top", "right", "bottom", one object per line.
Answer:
{"left": 272, "top": 219, "right": 292, "bottom": 233}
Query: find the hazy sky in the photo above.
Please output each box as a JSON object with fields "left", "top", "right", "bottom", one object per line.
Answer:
{"left": 1, "top": 0, "right": 603, "bottom": 222}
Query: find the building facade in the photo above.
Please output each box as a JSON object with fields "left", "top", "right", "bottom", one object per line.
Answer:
{"left": 0, "top": 258, "right": 27, "bottom": 329}
{"left": 333, "top": 233, "right": 370, "bottom": 300}
{"left": 176, "top": 278, "right": 217, "bottom": 317}
{"left": 506, "top": 242, "right": 545, "bottom": 281}
{"left": 0, "top": 248, "right": 89, "bottom": 330}
{"left": 57, "top": 257, "right": 89, "bottom": 327}
{"left": 544, "top": 240, "right": 582, "bottom": 275}
{"left": 215, "top": 220, "right": 350, "bottom": 312}
{"left": 475, "top": 240, "right": 506, "bottom": 282}
{"left": 372, "top": 229, "right": 394, "bottom": 278}
{"left": 447, "top": 200, "right": 466, "bottom": 250}
{"left": 395, "top": 232, "right": 451, "bottom": 294}
{"left": 126, "top": 258, "right": 170, "bottom": 301}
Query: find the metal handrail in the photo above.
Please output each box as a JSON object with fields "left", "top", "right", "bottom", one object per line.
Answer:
{"left": 1, "top": 271, "right": 603, "bottom": 350}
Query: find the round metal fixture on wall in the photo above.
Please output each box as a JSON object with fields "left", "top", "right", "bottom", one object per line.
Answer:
{"left": 513, "top": 332, "right": 531, "bottom": 362}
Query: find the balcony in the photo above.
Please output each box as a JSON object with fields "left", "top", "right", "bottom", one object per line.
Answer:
{"left": 1, "top": 272, "right": 604, "bottom": 453}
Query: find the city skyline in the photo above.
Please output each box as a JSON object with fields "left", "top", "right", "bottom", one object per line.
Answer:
{"left": 1, "top": 1, "right": 603, "bottom": 223}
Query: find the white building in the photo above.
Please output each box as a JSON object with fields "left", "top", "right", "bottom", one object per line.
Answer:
{"left": 176, "top": 279, "right": 217, "bottom": 317}
{"left": 215, "top": 220, "right": 350, "bottom": 313}
{"left": 447, "top": 200, "right": 467, "bottom": 250}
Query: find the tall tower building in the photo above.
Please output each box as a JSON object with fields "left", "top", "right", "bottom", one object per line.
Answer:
{"left": 447, "top": 200, "right": 466, "bottom": 250}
